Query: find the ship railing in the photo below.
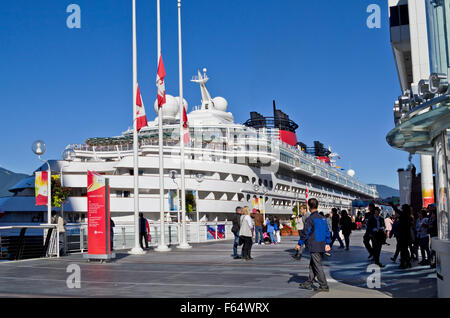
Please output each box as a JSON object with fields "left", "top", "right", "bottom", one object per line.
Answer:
{"left": 0, "top": 224, "right": 59, "bottom": 262}
{"left": 64, "top": 221, "right": 233, "bottom": 253}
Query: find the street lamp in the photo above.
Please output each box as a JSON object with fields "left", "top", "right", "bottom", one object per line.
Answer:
{"left": 169, "top": 170, "right": 182, "bottom": 246}
{"left": 195, "top": 173, "right": 204, "bottom": 243}
{"left": 60, "top": 148, "right": 75, "bottom": 218}
{"left": 262, "top": 186, "right": 268, "bottom": 221}
{"left": 32, "top": 140, "right": 51, "bottom": 224}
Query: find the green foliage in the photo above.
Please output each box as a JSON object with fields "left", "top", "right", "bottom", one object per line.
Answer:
{"left": 51, "top": 175, "right": 71, "bottom": 208}
{"left": 185, "top": 192, "right": 196, "bottom": 214}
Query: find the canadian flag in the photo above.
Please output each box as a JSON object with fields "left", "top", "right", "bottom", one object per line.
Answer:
{"left": 156, "top": 55, "right": 166, "bottom": 108}
{"left": 183, "top": 105, "right": 190, "bottom": 144}
{"left": 136, "top": 84, "right": 148, "bottom": 132}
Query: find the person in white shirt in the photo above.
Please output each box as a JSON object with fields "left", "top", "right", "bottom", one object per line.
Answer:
{"left": 240, "top": 206, "right": 255, "bottom": 261}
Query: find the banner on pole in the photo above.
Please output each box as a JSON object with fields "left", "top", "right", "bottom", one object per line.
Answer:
{"left": 86, "top": 171, "right": 114, "bottom": 259}
{"left": 35, "top": 171, "right": 48, "bottom": 206}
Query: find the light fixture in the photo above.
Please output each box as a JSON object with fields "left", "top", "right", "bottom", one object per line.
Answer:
{"left": 32, "top": 140, "right": 46, "bottom": 156}
{"left": 62, "top": 148, "right": 76, "bottom": 162}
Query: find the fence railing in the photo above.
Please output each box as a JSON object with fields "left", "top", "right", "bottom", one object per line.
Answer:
{"left": 0, "top": 225, "right": 59, "bottom": 261}
{"left": 64, "top": 221, "right": 233, "bottom": 253}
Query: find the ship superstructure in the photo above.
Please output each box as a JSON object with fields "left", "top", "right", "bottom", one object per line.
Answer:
{"left": 0, "top": 70, "right": 377, "bottom": 224}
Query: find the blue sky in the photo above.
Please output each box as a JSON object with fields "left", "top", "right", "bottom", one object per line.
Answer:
{"left": 0, "top": 0, "right": 416, "bottom": 189}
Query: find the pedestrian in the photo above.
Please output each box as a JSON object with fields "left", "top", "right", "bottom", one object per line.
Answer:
{"left": 110, "top": 218, "right": 115, "bottom": 251}
{"left": 231, "top": 206, "right": 242, "bottom": 259}
{"left": 295, "top": 205, "right": 306, "bottom": 236}
{"left": 240, "top": 206, "right": 254, "bottom": 261}
{"left": 385, "top": 214, "right": 393, "bottom": 239}
{"left": 428, "top": 207, "right": 438, "bottom": 268}
{"left": 330, "top": 208, "right": 344, "bottom": 249}
{"left": 390, "top": 213, "right": 401, "bottom": 263}
{"left": 51, "top": 212, "right": 67, "bottom": 256}
{"left": 363, "top": 203, "right": 375, "bottom": 260}
{"left": 417, "top": 210, "right": 431, "bottom": 265}
{"left": 394, "top": 204, "right": 413, "bottom": 269}
{"left": 355, "top": 212, "right": 363, "bottom": 230}
{"left": 339, "top": 210, "right": 353, "bottom": 250}
{"left": 139, "top": 212, "right": 149, "bottom": 250}
{"left": 410, "top": 207, "right": 419, "bottom": 261}
{"left": 266, "top": 216, "right": 276, "bottom": 244}
{"left": 274, "top": 217, "right": 281, "bottom": 243}
{"left": 253, "top": 209, "right": 264, "bottom": 245}
{"left": 296, "top": 198, "right": 331, "bottom": 292}
{"left": 367, "top": 207, "right": 385, "bottom": 267}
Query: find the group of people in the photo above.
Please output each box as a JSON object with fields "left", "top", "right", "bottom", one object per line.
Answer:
{"left": 388, "top": 204, "right": 437, "bottom": 269}
{"left": 231, "top": 207, "right": 285, "bottom": 261}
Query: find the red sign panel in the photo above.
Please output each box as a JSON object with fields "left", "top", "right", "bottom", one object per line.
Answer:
{"left": 87, "top": 171, "right": 111, "bottom": 256}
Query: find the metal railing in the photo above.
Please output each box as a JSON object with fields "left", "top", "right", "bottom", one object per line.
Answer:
{"left": 0, "top": 224, "right": 59, "bottom": 261}
{"left": 64, "top": 221, "right": 233, "bottom": 253}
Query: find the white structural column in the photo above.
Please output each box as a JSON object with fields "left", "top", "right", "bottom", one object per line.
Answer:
{"left": 155, "top": 0, "right": 170, "bottom": 252}
{"left": 130, "top": 0, "right": 145, "bottom": 255}
{"left": 177, "top": 0, "right": 191, "bottom": 249}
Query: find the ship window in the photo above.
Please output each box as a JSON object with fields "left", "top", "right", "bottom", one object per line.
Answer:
{"left": 269, "top": 181, "right": 273, "bottom": 189}
{"left": 252, "top": 177, "right": 256, "bottom": 184}
{"left": 258, "top": 179, "right": 262, "bottom": 186}
{"left": 264, "top": 180, "right": 268, "bottom": 187}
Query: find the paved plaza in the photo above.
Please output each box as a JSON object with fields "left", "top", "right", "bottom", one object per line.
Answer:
{"left": 0, "top": 231, "right": 437, "bottom": 298}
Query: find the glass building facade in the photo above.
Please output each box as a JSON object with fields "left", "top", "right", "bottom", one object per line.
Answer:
{"left": 427, "top": 0, "right": 450, "bottom": 75}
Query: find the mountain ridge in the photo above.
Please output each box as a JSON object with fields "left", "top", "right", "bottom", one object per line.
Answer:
{"left": 0, "top": 167, "right": 29, "bottom": 197}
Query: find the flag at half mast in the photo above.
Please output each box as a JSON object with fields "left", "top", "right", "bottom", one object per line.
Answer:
{"left": 136, "top": 84, "right": 148, "bottom": 132}
{"left": 156, "top": 55, "right": 166, "bottom": 108}
{"left": 183, "top": 104, "right": 190, "bottom": 144}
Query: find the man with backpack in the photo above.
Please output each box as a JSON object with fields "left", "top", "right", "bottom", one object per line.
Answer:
{"left": 231, "top": 207, "right": 242, "bottom": 259}
{"left": 295, "top": 198, "right": 331, "bottom": 292}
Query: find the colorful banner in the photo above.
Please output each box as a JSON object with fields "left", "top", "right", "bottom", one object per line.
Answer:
{"left": 207, "top": 226, "right": 216, "bottom": 240}
{"left": 217, "top": 225, "right": 225, "bottom": 239}
{"left": 35, "top": 171, "right": 48, "bottom": 206}
{"left": 251, "top": 196, "right": 263, "bottom": 214}
{"left": 422, "top": 189, "right": 435, "bottom": 208}
{"left": 87, "top": 171, "right": 111, "bottom": 256}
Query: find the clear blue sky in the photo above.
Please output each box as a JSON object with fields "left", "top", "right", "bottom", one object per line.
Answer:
{"left": 0, "top": 0, "right": 417, "bottom": 189}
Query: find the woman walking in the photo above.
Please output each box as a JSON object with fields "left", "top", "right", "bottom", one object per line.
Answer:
{"left": 240, "top": 206, "right": 254, "bottom": 261}
{"left": 339, "top": 210, "right": 353, "bottom": 250}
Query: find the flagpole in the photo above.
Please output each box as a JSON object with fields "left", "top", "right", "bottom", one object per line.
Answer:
{"left": 177, "top": 0, "right": 191, "bottom": 249}
{"left": 155, "top": 0, "right": 170, "bottom": 252}
{"left": 130, "top": 0, "right": 145, "bottom": 255}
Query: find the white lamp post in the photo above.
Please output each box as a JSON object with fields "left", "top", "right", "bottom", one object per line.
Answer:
{"left": 195, "top": 173, "right": 204, "bottom": 243}
{"left": 262, "top": 186, "right": 268, "bottom": 221}
{"left": 169, "top": 170, "right": 182, "bottom": 245}
{"left": 32, "top": 140, "right": 51, "bottom": 224}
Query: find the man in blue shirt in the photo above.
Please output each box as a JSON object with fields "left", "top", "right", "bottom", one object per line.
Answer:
{"left": 295, "top": 198, "right": 331, "bottom": 292}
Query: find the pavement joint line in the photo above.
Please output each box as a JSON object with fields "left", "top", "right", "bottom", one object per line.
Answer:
{"left": 1, "top": 265, "right": 310, "bottom": 276}
{"left": 0, "top": 275, "right": 315, "bottom": 291}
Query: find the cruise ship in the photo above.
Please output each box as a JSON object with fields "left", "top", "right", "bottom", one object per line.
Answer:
{"left": 0, "top": 69, "right": 378, "bottom": 224}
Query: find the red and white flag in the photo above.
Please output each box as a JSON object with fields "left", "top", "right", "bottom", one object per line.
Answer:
{"left": 305, "top": 186, "right": 309, "bottom": 200}
{"left": 136, "top": 84, "right": 148, "bottom": 132}
{"left": 156, "top": 55, "right": 166, "bottom": 108}
{"left": 183, "top": 105, "right": 190, "bottom": 144}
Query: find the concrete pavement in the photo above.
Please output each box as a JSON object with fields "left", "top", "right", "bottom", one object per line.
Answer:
{"left": 0, "top": 231, "right": 437, "bottom": 298}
